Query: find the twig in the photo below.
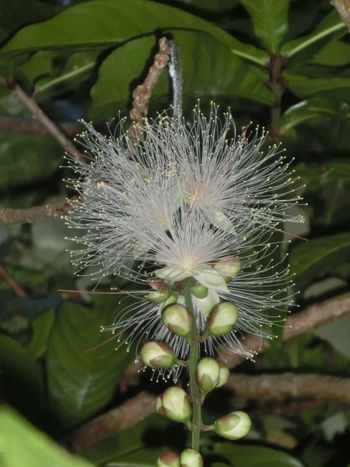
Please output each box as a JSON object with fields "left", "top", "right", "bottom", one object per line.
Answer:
{"left": 0, "top": 115, "right": 80, "bottom": 138}
{"left": 0, "top": 199, "right": 71, "bottom": 224}
{"left": 66, "top": 391, "right": 155, "bottom": 453}
{"left": 0, "top": 264, "right": 28, "bottom": 297}
{"left": 332, "top": 0, "right": 350, "bottom": 31}
{"left": 219, "top": 291, "right": 350, "bottom": 368}
{"left": 227, "top": 372, "right": 350, "bottom": 405}
{"left": 128, "top": 37, "right": 170, "bottom": 141}
{"left": 0, "top": 76, "right": 84, "bottom": 160}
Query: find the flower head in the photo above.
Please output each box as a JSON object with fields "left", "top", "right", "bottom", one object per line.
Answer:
{"left": 65, "top": 104, "right": 303, "bottom": 372}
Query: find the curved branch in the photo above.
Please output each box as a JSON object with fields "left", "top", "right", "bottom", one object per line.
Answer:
{"left": 0, "top": 199, "right": 70, "bottom": 224}
{"left": 227, "top": 372, "right": 350, "bottom": 405}
{"left": 68, "top": 370, "right": 350, "bottom": 453}
{"left": 128, "top": 37, "right": 170, "bottom": 141}
{"left": 0, "top": 76, "right": 84, "bottom": 160}
{"left": 66, "top": 391, "right": 155, "bottom": 454}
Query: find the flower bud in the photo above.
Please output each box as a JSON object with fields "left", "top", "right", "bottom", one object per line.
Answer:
{"left": 157, "top": 450, "right": 180, "bottom": 467}
{"left": 148, "top": 277, "right": 167, "bottom": 291}
{"left": 162, "top": 304, "right": 193, "bottom": 337}
{"left": 195, "top": 357, "right": 220, "bottom": 393}
{"left": 207, "top": 302, "right": 238, "bottom": 336}
{"left": 191, "top": 284, "right": 208, "bottom": 299}
{"left": 213, "top": 256, "right": 240, "bottom": 282}
{"left": 180, "top": 449, "right": 203, "bottom": 467}
{"left": 140, "top": 341, "right": 175, "bottom": 368}
{"left": 214, "top": 411, "right": 251, "bottom": 440}
{"left": 194, "top": 268, "right": 229, "bottom": 293}
{"left": 146, "top": 289, "right": 170, "bottom": 304}
{"left": 163, "top": 292, "right": 179, "bottom": 307}
{"left": 155, "top": 395, "right": 164, "bottom": 415}
{"left": 161, "top": 387, "right": 191, "bottom": 422}
{"left": 216, "top": 360, "right": 230, "bottom": 388}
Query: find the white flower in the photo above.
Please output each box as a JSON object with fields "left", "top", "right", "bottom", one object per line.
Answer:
{"left": 65, "top": 104, "right": 302, "bottom": 365}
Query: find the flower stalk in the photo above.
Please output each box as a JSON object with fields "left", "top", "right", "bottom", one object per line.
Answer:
{"left": 184, "top": 282, "right": 203, "bottom": 451}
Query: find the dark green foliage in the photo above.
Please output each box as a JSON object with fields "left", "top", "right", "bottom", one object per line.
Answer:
{"left": 0, "top": 0, "right": 349, "bottom": 466}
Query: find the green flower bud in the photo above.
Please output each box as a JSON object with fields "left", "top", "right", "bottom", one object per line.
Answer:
{"left": 161, "top": 387, "right": 192, "bottom": 422}
{"left": 214, "top": 411, "right": 251, "bottom": 440}
{"left": 163, "top": 292, "right": 179, "bottom": 307}
{"left": 196, "top": 357, "right": 220, "bottom": 393}
{"left": 162, "top": 304, "right": 193, "bottom": 337}
{"left": 191, "top": 284, "right": 208, "bottom": 299}
{"left": 180, "top": 449, "right": 203, "bottom": 467}
{"left": 146, "top": 289, "right": 170, "bottom": 304}
{"left": 140, "top": 341, "right": 175, "bottom": 368}
{"left": 213, "top": 256, "right": 241, "bottom": 282}
{"left": 216, "top": 360, "right": 230, "bottom": 388}
{"left": 157, "top": 450, "right": 180, "bottom": 467}
{"left": 194, "top": 268, "right": 229, "bottom": 293}
{"left": 155, "top": 395, "right": 164, "bottom": 415}
{"left": 207, "top": 302, "right": 238, "bottom": 336}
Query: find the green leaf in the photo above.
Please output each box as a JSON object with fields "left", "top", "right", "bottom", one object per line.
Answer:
{"left": 0, "top": 131, "right": 62, "bottom": 190}
{"left": 290, "top": 233, "right": 350, "bottom": 283}
{"left": 314, "top": 315, "right": 350, "bottom": 359}
{"left": 84, "top": 415, "right": 174, "bottom": 465}
{"left": 0, "top": 0, "right": 59, "bottom": 45}
{"left": 213, "top": 443, "right": 305, "bottom": 466}
{"left": 282, "top": 10, "right": 346, "bottom": 58}
{"left": 0, "top": 406, "right": 93, "bottom": 467}
{"left": 0, "top": 0, "right": 268, "bottom": 65}
{"left": 26, "top": 309, "right": 55, "bottom": 360}
{"left": 0, "top": 334, "right": 44, "bottom": 421}
{"left": 89, "top": 31, "right": 272, "bottom": 119}
{"left": 46, "top": 296, "right": 133, "bottom": 427}
{"left": 284, "top": 69, "right": 350, "bottom": 98}
{"left": 173, "top": 0, "right": 239, "bottom": 12}
{"left": 282, "top": 98, "right": 350, "bottom": 132}
{"left": 294, "top": 160, "right": 350, "bottom": 187}
{"left": 240, "top": 0, "right": 289, "bottom": 52}
{"left": 312, "top": 38, "right": 350, "bottom": 67}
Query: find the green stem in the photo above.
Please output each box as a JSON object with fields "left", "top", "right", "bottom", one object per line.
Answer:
{"left": 184, "top": 283, "right": 202, "bottom": 451}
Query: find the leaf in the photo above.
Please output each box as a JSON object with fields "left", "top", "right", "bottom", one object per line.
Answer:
{"left": 314, "top": 315, "right": 350, "bottom": 359}
{"left": 88, "top": 31, "right": 272, "bottom": 119}
{"left": 26, "top": 309, "right": 55, "bottom": 359}
{"left": 282, "top": 98, "right": 350, "bottom": 132}
{"left": 212, "top": 443, "right": 305, "bottom": 467}
{"left": 0, "top": 406, "right": 93, "bottom": 467}
{"left": 312, "top": 38, "right": 350, "bottom": 67}
{"left": 173, "top": 0, "right": 239, "bottom": 12}
{"left": 284, "top": 69, "right": 350, "bottom": 98}
{"left": 0, "top": 0, "right": 59, "bottom": 45}
{"left": 46, "top": 296, "right": 133, "bottom": 427}
{"left": 0, "top": 132, "right": 62, "bottom": 190}
{"left": 35, "top": 51, "right": 99, "bottom": 95}
{"left": 0, "top": 334, "right": 44, "bottom": 421}
{"left": 240, "top": 0, "right": 289, "bottom": 52}
{"left": 84, "top": 415, "right": 176, "bottom": 465}
{"left": 282, "top": 10, "right": 346, "bottom": 58}
{"left": 0, "top": 0, "right": 268, "bottom": 65}
{"left": 289, "top": 233, "right": 350, "bottom": 283}
{"left": 294, "top": 160, "right": 350, "bottom": 188}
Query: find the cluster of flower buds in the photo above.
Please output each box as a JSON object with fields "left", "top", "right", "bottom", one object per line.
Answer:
{"left": 138, "top": 256, "right": 250, "bottom": 462}
{"left": 140, "top": 345, "right": 251, "bottom": 439}
{"left": 157, "top": 448, "right": 203, "bottom": 467}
